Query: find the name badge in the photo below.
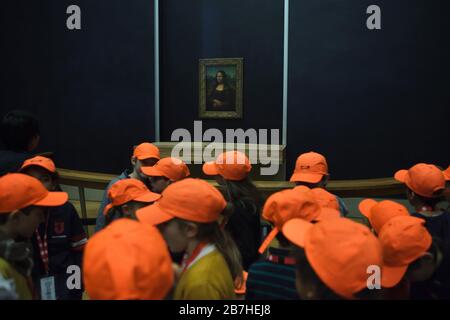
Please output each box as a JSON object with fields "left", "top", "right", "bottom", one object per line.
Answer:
{"left": 40, "top": 276, "right": 56, "bottom": 300}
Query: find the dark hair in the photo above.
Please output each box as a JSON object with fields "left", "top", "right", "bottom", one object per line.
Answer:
{"left": 223, "top": 177, "right": 263, "bottom": 212}
{"left": 176, "top": 219, "right": 243, "bottom": 281}
{"left": 104, "top": 201, "right": 144, "bottom": 226}
{"left": 407, "top": 188, "right": 445, "bottom": 208}
{"left": 294, "top": 247, "right": 382, "bottom": 300}
{"left": 0, "top": 110, "right": 40, "bottom": 151}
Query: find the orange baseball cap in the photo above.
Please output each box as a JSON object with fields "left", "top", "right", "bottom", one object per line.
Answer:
{"left": 282, "top": 218, "right": 383, "bottom": 299}
{"left": 0, "top": 173, "right": 68, "bottom": 214}
{"left": 103, "top": 179, "right": 161, "bottom": 215}
{"left": 358, "top": 199, "right": 410, "bottom": 234}
{"left": 136, "top": 178, "right": 226, "bottom": 225}
{"left": 394, "top": 163, "right": 445, "bottom": 198}
{"left": 290, "top": 152, "right": 328, "bottom": 184}
{"left": 443, "top": 166, "right": 450, "bottom": 181}
{"left": 83, "top": 219, "right": 174, "bottom": 300}
{"left": 258, "top": 188, "right": 340, "bottom": 254}
{"left": 133, "top": 142, "right": 160, "bottom": 160}
{"left": 202, "top": 151, "right": 252, "bottom": 181}
{"left": 20, "top": 156, "right": 56, "bottom": 173}
{"left": 141, "top": 157, "right": 190, "bottom": 181}
{"left": 310, "top": 188, "right": 340, "bottom": 211}
{"left": 378, "top": 216, "right": 432, "bottom": 288}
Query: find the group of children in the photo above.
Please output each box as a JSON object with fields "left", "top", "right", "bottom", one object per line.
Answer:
{"left": 1, "top": 110, "right": 449, "bottom": 300}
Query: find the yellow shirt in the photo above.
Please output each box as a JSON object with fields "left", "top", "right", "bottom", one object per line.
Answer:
{"left": 174, "top": 249, "right": 236, "bottom": 300}
{"left": 0, "top": 257, "right": 33, "bottom": 300}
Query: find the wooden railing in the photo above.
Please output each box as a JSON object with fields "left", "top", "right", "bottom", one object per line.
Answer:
{"left": 58, "top": 168, "right": 405, "bottom": 228}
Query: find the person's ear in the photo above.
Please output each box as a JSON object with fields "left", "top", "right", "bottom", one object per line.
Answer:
{"left": 131, "top": 156, "right": 137, "bottom": 166}
{"left": 184, "top": 222, "right": 199, "bottom": 239}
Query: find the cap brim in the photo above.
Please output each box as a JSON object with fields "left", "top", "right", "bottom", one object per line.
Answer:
{"left": 136, "top": 202, "right": 174, "bottom": 226}
{"left": 282, "top": 218, "right": 313, "bottom": 248}
{"left": 134, "top": 191, "right": 161, "bottom": 203}
{"left": 316, "top": 208, "right": 341, "bottom": 221}
{"left": 358, "top": 199, "right": 378, "bottom": 219}
{"left": 290, "top": 172, "right": 323, "bottom": 184}
{"left": 34, "top": 192, "right": 68, "bottom": 207}
{"left": 394, "top": 170, "right": 408, "bottom": 183}
{"left": 202, "top": 162, "right": 219, "bottom": 176}
{"left": 381, "top": 265, "right": 408, "bottom": 288}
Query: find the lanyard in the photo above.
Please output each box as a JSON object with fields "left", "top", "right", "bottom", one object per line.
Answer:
{"left": 181, "top": 242, "right": 208, "bottom": 272}
{"left": 35, "top": 214, "right": 50, "bottom": 275}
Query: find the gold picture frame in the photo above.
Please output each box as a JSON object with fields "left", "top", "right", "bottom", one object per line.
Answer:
{"left": 199, "top": 58, "right": 243, "bottom": 119}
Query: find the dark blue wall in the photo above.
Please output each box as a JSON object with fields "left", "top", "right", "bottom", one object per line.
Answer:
{"left": 288, "top": 0, "right": 450, "bottom": 179}
{"left": 1, "top": 0, "right": 156, "bottom": 173}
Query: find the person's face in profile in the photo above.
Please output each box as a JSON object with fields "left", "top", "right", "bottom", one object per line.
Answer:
{"left": 216, "top": 72, "right": 224, "bottom": 84}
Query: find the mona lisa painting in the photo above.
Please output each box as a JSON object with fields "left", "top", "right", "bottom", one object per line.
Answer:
{"left": 199, "top": 58, "right": 243, "bottom": 119}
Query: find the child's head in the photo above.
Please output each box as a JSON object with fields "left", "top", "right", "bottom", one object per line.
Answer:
{"left": 0, "top": 110, "right": 40, "bottom": 152}
{"left": 130, "top": 142, "right": 160, "bottom": 180}
{"left": 377, "top": 215, "right": 434, "bottom": 287}
{"left": 358, "top": 199, "right": 410, "bottom": 234}
{"left": 0, "top": 173, "right": 67, "bottom": 239}
{"left": 290, "top": 152, "right": 329, "bottom": 188}
{"left": 283, "top": 218, "right": 383, "bottom": 300}
{"left": 259, "top": 187, "right": 340, "bottom": 254}
{"left": 83, "top": 219, "right": 174, "bottom": 300}
{"left": 104, "top": 179, "right": 160, "bottom": 224}
{"left": 19, "top": 156, "right": 60, "bottom": 191}
{"left": 394, "top": 163, "right": 445, "bottom": 209}
{"left": 141, "top": 157, "right": 190, "bottom": 193}
{"left": 137, "top": 178, "right": 243, "bottom": 279}
{"left": 203, "top": 151, "right": 252, "bottom": 183}
{"left": 137, "top": 178, "right": 226, "bottom": 251}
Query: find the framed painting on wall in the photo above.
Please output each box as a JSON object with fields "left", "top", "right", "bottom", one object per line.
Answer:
{"left": 199, "top": 58, "right": 243, "bottom": 119}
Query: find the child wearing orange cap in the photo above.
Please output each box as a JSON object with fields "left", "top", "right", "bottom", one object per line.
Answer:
{"left": 95, "top": 142, "right": 160, "bottom": 232}
{"left": 141, "top": 157, "right": 190, "bottom": 193}
{"left": 377, "top": 215, "right": 449, "bottom": 299}
{"left": 290, "top": 151, "right": 349, "bottom": 217}
{"left": 103, "top": 178, "right": 161, "bottom": 226}
{"left": 246, "top": 188, "right": 340, "bottom": 300}
{"left": 203, "top": 151, "right": 263, "bottom": 271}
{"left": 83, "top": 219, "right": 174, "bottom": 300}
{"left": 0, "top": 173, "right": 68, "bottom": 299}
{"left": 283, "top": 217, "right": 383, "bottom": 299}
{"left": 136, "top": 178, "right": 242, "bottom": 300}
{"left": 19, "top": 156, "right": 87, "bottom": 300}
